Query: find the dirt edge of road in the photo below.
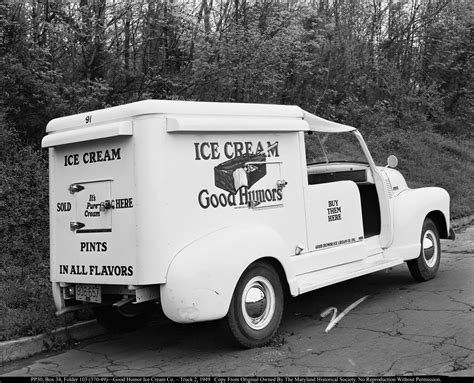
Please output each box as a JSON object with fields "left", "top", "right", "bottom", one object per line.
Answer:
{"left": 0, "top": 320, "right": 106, "bottom": 364}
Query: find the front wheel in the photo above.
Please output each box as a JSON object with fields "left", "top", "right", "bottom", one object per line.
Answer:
{"left": 227, "top": 262, "right": 284, "bottom": 348}
{"left": 407, "top": 218, "right": 441, "bottom": 281}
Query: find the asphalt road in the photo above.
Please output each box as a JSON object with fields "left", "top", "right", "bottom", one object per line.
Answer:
{"left": 2, "top": 227, "right": 473, "bottom": 377}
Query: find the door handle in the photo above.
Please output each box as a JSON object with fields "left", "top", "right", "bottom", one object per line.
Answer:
{"left": 276, "top": 179, "right": 288, "bottom": 190}
{"left": 100, "top": 200, "right": 114, "bottom": 212}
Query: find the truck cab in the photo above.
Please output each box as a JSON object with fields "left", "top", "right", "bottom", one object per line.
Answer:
{"left": 42, "top": 100, "right": 453, "bottom": 347}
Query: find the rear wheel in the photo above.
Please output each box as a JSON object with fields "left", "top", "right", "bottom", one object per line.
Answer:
{"left": 407, "top": 218, "right": 441, "bottom": 281}
{"left": 94, "top": 301, "right": 154, "bottom": 332}
{"left": 227, "top": 262, "right": 284, "bottom": 348}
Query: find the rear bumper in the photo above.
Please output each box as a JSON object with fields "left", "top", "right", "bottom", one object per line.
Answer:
{"left": 52, "top": 282, "right": 161, "bottom": 315}
{"left": 52, "top": 282, "right": 95, "bottom": 315}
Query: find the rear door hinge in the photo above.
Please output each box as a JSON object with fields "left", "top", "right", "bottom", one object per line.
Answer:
{"left": 69, "top": 183, "right": 85, "bottom": 194}
{"left": 70, "top": 221, "right": 85, "bottom": 231}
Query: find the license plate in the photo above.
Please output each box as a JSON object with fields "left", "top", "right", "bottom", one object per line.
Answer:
{"left": 76, "top": 284, "right": 102, "bottom": 303}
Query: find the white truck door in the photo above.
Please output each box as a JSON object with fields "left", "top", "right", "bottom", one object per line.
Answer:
{"left": 71, "top": 180, "right": 112, "bottom": 233}
{"left": 295, "top": 180, "right": 366, "bottom": 274}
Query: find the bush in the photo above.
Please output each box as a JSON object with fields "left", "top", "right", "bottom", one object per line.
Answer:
{"left": 0, "top": 122, "right": 91, "bottom": 341}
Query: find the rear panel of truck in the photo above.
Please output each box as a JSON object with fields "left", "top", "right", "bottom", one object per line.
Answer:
{"left": 49, "top": 134, "right": 136, "bottom": 286}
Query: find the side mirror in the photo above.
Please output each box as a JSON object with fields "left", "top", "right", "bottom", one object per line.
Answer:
{"left": 387, "top": 155, "right": 398, "bottom": 168}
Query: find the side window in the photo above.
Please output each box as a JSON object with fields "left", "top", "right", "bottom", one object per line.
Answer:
{"left": 305, "top": 132, "right": 368, "bottom": 165}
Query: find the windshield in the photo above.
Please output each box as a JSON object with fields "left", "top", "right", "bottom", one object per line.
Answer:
{"left": 306, "top": 131, "right": 368, "bottom": 165}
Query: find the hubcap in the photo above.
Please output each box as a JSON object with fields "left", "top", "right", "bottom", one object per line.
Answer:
{"left": 242, "top": 276, "right": 275, "bottom": 330}
{"left": 422, "top": 230, "right": 438, "bottom": 268}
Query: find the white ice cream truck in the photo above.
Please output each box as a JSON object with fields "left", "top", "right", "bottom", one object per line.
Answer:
{"left": 42, "top": 100, "right": 454, "bottom": 347}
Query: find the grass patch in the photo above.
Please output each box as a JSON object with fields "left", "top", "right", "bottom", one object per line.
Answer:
{"left": 365, "top": 129, "right": 473, "bottom": 218}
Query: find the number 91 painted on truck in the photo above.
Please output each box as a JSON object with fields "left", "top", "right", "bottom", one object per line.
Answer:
{"left": 42, "top": 100, "right": 455, "bottom": 347}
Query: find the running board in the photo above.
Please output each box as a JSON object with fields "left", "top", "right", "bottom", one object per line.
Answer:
{"left": 296, "top": 257, "right": 404, "bottom": 295}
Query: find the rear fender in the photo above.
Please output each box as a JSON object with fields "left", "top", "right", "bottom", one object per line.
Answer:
{"left": 160, "top": 225, "right": 292, "bottom": 323}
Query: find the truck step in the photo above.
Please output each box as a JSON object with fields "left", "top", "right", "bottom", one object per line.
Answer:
{"left": 296, "top": 257, "right": 404, "bottom": 295}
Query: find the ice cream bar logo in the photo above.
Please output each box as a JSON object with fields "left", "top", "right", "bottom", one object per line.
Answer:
{"left": 214, "top": 152, "right": 268, "bottom": 194}
{"left": 194, "top": 141, "right": 282, "bottom": 209}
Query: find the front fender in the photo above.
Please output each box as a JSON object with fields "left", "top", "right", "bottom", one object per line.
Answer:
{"left": 160, "top": 225, "right": 292, "bottom": 323}
{"left": 385, "top": 187, "right": 450, "bottom": 260}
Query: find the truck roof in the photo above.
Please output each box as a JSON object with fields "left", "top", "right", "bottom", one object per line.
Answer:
{"left": 45, "top": 100, "right": 355, "bottom": 134}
